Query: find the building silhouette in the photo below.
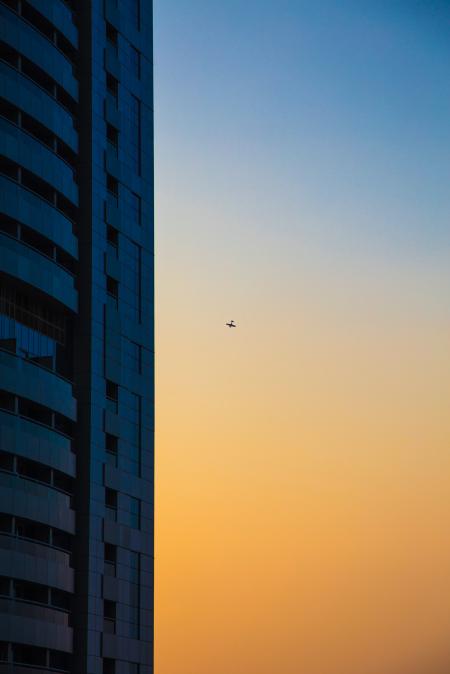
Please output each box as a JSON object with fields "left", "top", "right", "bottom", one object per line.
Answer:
{"left": 0, "top": 1, "right": 154, "bottom": 672}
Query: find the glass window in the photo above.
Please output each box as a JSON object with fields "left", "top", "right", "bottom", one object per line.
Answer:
{"left": 121, "top": 238, "right": 141, "bottom": 323}
{"left": 129, "top": 0, "right": 140, "bottom": 30}
{"left": 51, "top": 588, "right": 71, "bottom": 610}
{"left": 123, "top": 41, "right": 140, "bottom": 79}
{"left": 129, "top": 551, "right": 140, "bottom": 584}
{"left": 122, "top": 92, "right": 141, "bottom": 174}
{"left": 13, "top": 645, "right": 46, "bottom": 667}
{"left": 122, "top": 187, "right": 141, "bottom": 227}
{"left": 106, "top": 22, "right": 118, "bottom": 51}
{"left": 104, "top": 543, "right": 117, "bottom": 577}
{"left": 0, "top": 641, "right": 8, "bottom": 662}
{"left": 128, "top": 496, "right": 140, "bottom": 529}
{"left": 106, "top": 380, "right": 119, "bottom": 414}
{"left": 103, "top": 659, "right": 116, "bottom": 674}
{"left": 104, "top": 600, "right": 116, "bottom": 634}
{"left": 0, "top": 451, "right": 14, "bottom": 472}
{"left": 0, "top": 285, "right": 71, "bottom": 377}
{"left": 123, "top": 340, "right": 142, "bottom": 374}
{"left": 105, "top": 488, "right": 118, "bottom": 521}
{"left": 49, "top": 651, "right": 70, "bottom": 672}
{"left": 0, "top": 577, "right": 10, "bottom": 596}
{"left": 119, "top": 391, "right": 141, "bottom": 477}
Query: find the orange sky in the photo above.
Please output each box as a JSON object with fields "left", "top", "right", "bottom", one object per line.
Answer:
{"left": 155, "top": 243, "right": 450, "bottom": 674}
{"left": 154, "top": 4, "right": 450, "bottom": 672}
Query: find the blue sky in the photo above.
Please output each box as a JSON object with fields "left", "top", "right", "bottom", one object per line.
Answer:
{"left": 155, "top": 1, "right": 450, "bottom": 263}
{"left": 154, "top": 5, "right": 450, "bottom": 674}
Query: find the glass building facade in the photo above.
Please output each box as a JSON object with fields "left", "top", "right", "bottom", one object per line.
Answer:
{"left": 0, "top": 1, "right": 154, "bottom": 673}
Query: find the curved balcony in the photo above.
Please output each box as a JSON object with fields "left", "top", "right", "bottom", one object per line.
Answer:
{"left": 0, "top": 544, "right": 73, "bottom": 593}
{"left": 0, "top": 597, "right": 71, "bottom": 628}
{"left": 0, "top": 410, "right": 75, "bottom": 477}
{"left": 0, "top": 233, "right": 77, "bottom": 312}
{"left": 0, "top": 5, "right": 78, "bottom": 102}
{"left": 0, "top": 62, "right": 77, "bottom": 151}
{"left": 0, "top": 350, "right": 76, "bottom": 420}
{"left": 0, "top": 472, "right": 74, "bottom": 534}
{"left": 0, "top": 612, "right": 72, "bottom": 652}
{"left": 0, "top": 665, "right": 50, "bottom": 674}
{"left": 0, "top": 176, "right": 77, "bottom": 258}
{"left": 27, "top": 0, "right": 78, "bottom": 48}
{"left": 0, "top": 117, "right": 77, "bottom": 204}
{"left": 0, "top": 534, "right": 73, "bottom": 588}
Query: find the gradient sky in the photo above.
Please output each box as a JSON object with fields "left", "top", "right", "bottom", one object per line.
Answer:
{"left": 154, "top": 3, "right": 450, "bottom": 673}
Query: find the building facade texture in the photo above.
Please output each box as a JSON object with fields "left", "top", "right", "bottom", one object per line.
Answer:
{"left": 0, "top": 1, "right": 154, "bottom": 673}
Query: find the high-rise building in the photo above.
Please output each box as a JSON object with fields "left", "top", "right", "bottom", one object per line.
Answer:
{"left": 0, "top": 1, "right": 154, "bottom": 672}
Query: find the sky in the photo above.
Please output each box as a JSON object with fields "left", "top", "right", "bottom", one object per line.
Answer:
{"left": 153, "top": 3, "right": 450, "bottom": 673}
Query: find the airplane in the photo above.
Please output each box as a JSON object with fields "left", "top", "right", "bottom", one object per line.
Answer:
{"left": 226, "top": 320, "right": 236, "bottom": 328}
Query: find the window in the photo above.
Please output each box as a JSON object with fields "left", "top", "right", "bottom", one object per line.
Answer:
{"left": 130, "top": 95, "right": 141, "bottom": 174}
{"left": 0, "top": 390, "right": 15, "bottom": 412}
{"left": 0, "top": 283, "right": 67, "bottom": 345}
{"left": 51, "top": 588, "right": 71, "bottom": 611}
{"left": 107, "top": 225, "right": 119, "bottom": 249}
{"left": 106, "top": 123, "right": 119, "bottom": 155}
{"left": 131, "top": 46, "right": 140, "bottom": 79}
{"left": 107, "top": 225, "right": 119, "bottom": 261}
{"left": 106, "top": 276, "right": 119, "bottom": 303}
{"left": 4, "top": 1, "right": 77, "bottom": 64}
{"left": 0, "top": 97, "right": 19, "bottom": 124}
{"left": 0, "top": 451, "right": 14, "bottom": 472}
{"left": 20, "top": 226, "right": 54, "bottom": 258}
{"left": 129, "top": 0, "right": 140, "bottom": 30}
{"left": 103, "top": 659, "right": 116, "bottom": 674}
{"left": 105, "top": 432, "right": 118, "bottom": 466}
{"left": 107, "top": 224, "right": 119, "bottom": 246}
{"left": 13, "top": 645, "right": 46, "bottom": 668}
{"left": 122, "top": 92, "right": 141, "bottom": 174}
{"left": 0, "top": 641, "right": 8, "bottom": 662}
{"left": 106, "top": 22, "right": 118, "bottom": 51}
{"left": 106, "top": 379, "right": 118, "bottom": 414}
{"left": 21, "top": 111, "right": 53, "bottom": 149}
{"left": 106, "top": 176, "right": 118, "bottom": 211}
{"left": 104, "top": 600, "right": 116, "bottom": 634}
{"left": 0, "top": 154, "right": 18, "bottom": 180}
{"left": 105, "top": 488, "right": 118, "bottom": 521}
{"left": 106, "top": 173, "right": 118, "bottom": 197}
{"left": 54, "top": 412, "right": 74, "bottom": 437}
{"left": 121, "top": 239, "right": 141, "bottom": 323}
{"left": 52, "top": 528, "right": 72, "bottom": 552}
{"left": 123, "top": 41, "right": 140, "bottom": 79}
{"left": 0, "top": 577, "right": 10, "bottom": 596}
{"left": 18, "top": 398, "right": 52, "bottom": 426}
{"left": 122, "top": 188, "right": 141, "bottom": 227}
{"left": 106, "top": 73, "right": 119, "bottom": 101}
{"left": 0, "top": 514, "right": 12, "bottom": 533}
{"left": 49, "top": 651, "right": 70, "bottom": 672}
{"left": 129, "top": 393, "right": 141, "bottom": 454}
{"left": 0, "top": 41, "right": 19, "bottom": 68}
{"left": 104, "top": 543, "right": 117, "bottom": 577}
{"left": 17, "top": 456, "right": 51, "bottom": 485}
{"left": 0, "top": 43, "right": 77, "bottom": 115}
{"left": 53, "top": 470, "right": 73, "bottom": 495}
{"left": 129, "top": 551, "right": 140, "bottom": 585}
{"left": 119, "top": 391, "right": 141, "bottom": 476}
{"left": 106, "top": 380, "right": 118, "bottom": 401}
{"left": 123, "top": 340, "right": 142, "bottom": 375}
{"left": 14, "top": 579, "right": 48, "bottom": 604}
{"left": 0, "top": 213, "right": 18, "bottom": 237}
{"left": 128, "top": 497, "right": 140, "bottom": 529}
{"left": 15, "top": 518, "right": 49, "bottom": 544}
